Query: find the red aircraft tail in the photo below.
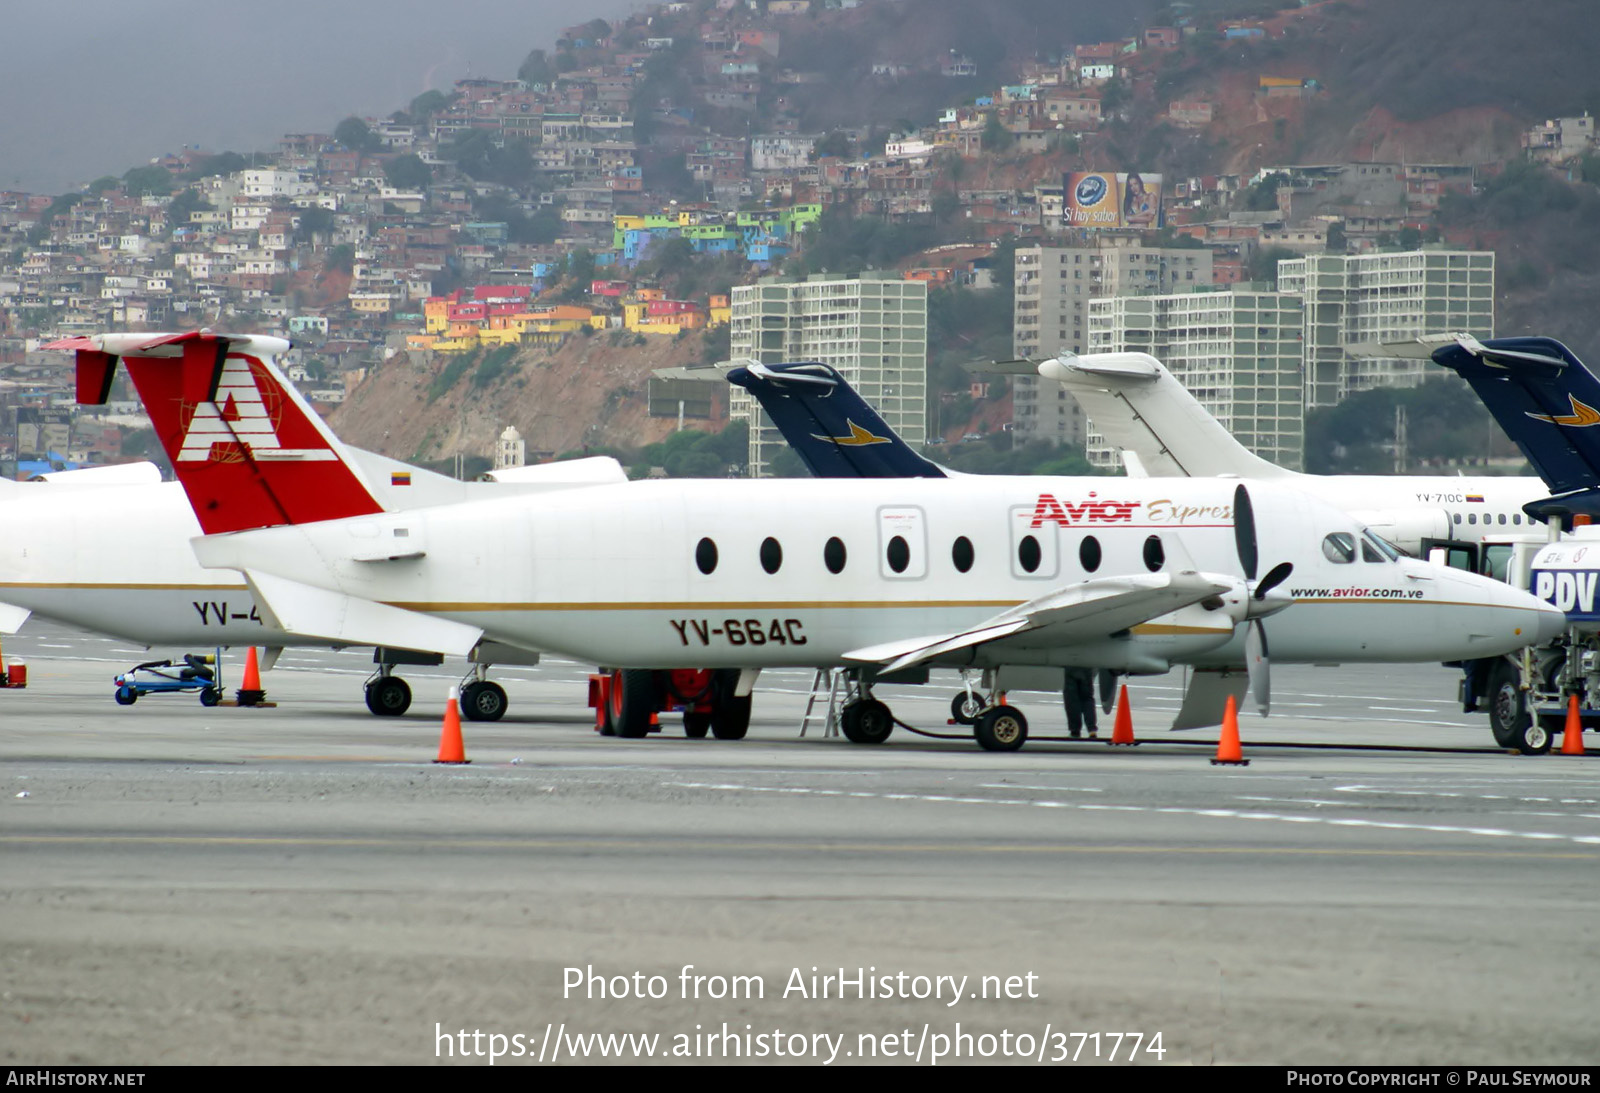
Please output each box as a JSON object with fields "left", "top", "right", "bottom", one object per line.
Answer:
{"left": 49, "top": 332, "right": 383, "bottom": 535}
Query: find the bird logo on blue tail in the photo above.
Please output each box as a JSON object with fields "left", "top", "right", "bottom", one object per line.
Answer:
{"left": 812, "top": 419, "right": 892, "bottom": 446}
{"left": 1526, "top": 395, "right": 1600, "bottom": 427}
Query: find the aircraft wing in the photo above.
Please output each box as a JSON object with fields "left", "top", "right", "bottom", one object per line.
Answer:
{"left": 842, "top": 571, "right": 1236, "bottom": 674}
{"left": 1415, "top": 333, "right": 1600, "bottom": 497}
{"left": 0, "top": 602, "right": 32, "bottom": 634}
{"left": 726, "top": 362, "right": 948, "bottom": 478}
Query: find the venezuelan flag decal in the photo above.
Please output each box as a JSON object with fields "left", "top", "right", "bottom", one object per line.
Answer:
{"left": 391, "top": 472, "right": 412, "bottom": 486}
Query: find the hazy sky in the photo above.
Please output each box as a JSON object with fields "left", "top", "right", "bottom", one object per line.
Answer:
{"left": 0, "top": 0, "right": 641, "bottom": 195}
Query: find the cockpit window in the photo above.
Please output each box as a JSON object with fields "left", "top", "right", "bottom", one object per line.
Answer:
{"left": 1322, "top": 532, "right": 1356, "bottom": 564}
{"left": 1362, "top": 531, "right": 1400, "bottom": 562}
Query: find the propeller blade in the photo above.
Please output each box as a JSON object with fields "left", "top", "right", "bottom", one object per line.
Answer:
{"left": 1255, "top": 561, "right": 1294, "bottom": 600}
{"left": 1245, "top": 619, "right": 1271, "bottom": 716}
{"left": 1233, "top": 484, "right": 1258, "bottom": 581}
{"left": 1097, "top": 668, "right": 1117, "bottom": 715}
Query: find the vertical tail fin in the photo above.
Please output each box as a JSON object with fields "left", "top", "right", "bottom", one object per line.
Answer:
{"left": 1428, "top": 335, "right": 1600, "bottom": 497}
{"left": 49, "top": 332, "right": 383, "bottom": 534}
{"left": 727, "top": 362, "right": 947, "bottom": 478}
{"left": 1042, "top": 352, "right": 1296, "bottom": 479}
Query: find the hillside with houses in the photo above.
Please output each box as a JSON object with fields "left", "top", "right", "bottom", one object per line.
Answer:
{"left": 5, "top": 0, "right": 1600, "bottom": 475}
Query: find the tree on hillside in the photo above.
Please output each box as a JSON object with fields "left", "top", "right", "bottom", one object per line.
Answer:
{"left": 385, "top": 154, "right": 432, "bottom": 192}
{"left": 334, "top": 116, "right": 379, "bottom": 153}
{"left": 121, "top": 165, "right": 173, "bottom": 197}
{"left": 409, "top": 90, "right": 455, "bottom": 119}
{"left": 518, "top": 48, "right": 556, "bottom": 86}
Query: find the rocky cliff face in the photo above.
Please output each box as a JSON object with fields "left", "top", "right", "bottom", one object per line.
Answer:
{"left": 327, "top": 332, "right": 725, "bottom": 463}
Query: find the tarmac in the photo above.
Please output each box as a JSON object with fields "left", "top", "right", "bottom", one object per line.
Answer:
{"left": 2, "top": 619, "right": 1597, "bottom": 1066}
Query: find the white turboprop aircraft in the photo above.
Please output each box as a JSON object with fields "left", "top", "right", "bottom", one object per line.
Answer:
{"left": 0, "top": 442, "right": 626, "bottom": 719}
{"left": 48, "top": 331, "right": 1564, "bottom": 750}
{"left": 1043, "top": 352, "right": 1547, "bottom": 553}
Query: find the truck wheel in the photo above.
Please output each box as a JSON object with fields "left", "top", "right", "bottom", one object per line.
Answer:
{"left": 609, "top": 669, "right": 655, "bottom": 738}
{"left": 683, "top": 711, "right": 711, "bottom": 738}
{"left": 708, "top": 669, "right": 751, "bottom": 740}
{"left": 1486, "top": 661, "right": 1528, "bottom": 749}
{"left": 1518, "top": 716, "right": 1558, "bottom": 756}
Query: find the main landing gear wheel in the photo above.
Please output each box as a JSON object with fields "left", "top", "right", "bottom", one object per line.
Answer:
{"left": 840, "top": 698, "right": 894, "bottom": 745}
{"left": 682, "top": 711, "right": 712, "bottom": 738}
{"left": 710, "top": 669, "right": 751, "bottom": 740}
{"left": 975, "top": 705, "right": 1028, "bottom": 752}
{"left": 950, "top": 691, "right": 983, "bottom": 726}
{"left": 609, "top": 669, "right": 655, "bottom": 738}
{"left": 365, "top": 676, "right": 412, "bottom": 717}
{"left": 460, "top": 680, "right": 508, "bottom": 722}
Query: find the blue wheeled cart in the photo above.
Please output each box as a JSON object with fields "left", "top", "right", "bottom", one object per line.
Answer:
{"left": 113, "top": 652, "right": 223, "bottom": 707}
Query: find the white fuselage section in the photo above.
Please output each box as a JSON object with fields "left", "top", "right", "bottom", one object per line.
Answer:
{"left": 0, "top": 481, "right": 280, "bottom": 646}
{"left": 194, "top": 476, "right": 1562, "bottom": 672}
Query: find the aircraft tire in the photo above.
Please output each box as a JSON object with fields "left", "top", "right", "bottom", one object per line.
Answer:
{"left": 975, "top": 705, "right": 1028, "bottom": 752}
{"left": 683, "top": 711, "right": 711, "bottom": 738}
{"left": 950, "top": 691, "right": 982, "bottom": 725}
{"left": 365, "top": 676, "right": 412, "bottom": 717}
{"left": 840, "top": 698, "right": 894, "bottom": 744}
{"left": 1485, "top": 661, "right": 1527, "bottom": 749}
{"left": 1518, "top": 715, "right": 1558, "bottom": 756}
{"left": 610, "top": 669, "right": 654, "bottom": 738}
{"left": 114, "top": 686, "right": 137, "bottom": 706}
{"left": 199, "top": 685, "right": 221, "bottom": 707}
{"left": 461, "top": 680, "right": 508, "bottom": 722}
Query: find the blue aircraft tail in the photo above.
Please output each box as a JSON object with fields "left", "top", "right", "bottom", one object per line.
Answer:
{"left": 726, "top": 362, "right": 946, "bottom": 478}
{"left": 1430, "top": 335, "right": 1600, "bottom": 520}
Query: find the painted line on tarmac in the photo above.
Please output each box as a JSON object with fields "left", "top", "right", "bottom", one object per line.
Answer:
{"left": 665, "top": 781, "right": 1600, "bottom": 848}
{"left": 1336, "top": 785, "right": 1599, "bottom": 806}
{"left": 4, "top": 832, "right": 1595, "bottom": 860}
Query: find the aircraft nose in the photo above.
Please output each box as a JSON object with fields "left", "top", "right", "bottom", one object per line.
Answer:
{"left": 1532, "top": 597, "right": 1567, "bottom": 645}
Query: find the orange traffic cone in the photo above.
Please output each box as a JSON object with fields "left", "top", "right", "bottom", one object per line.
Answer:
{"left": 236, "top": 646, "right": 266, "bottom": 707}
{"left": 1108, "top": 684, "right": 1137, "bottom": 746}
{"left": 435, "top": 690, "right": 469, "bottom": 764}
{"left": 1211, "top": 694, "right": 1249, "bottom": 766}
{"left": 1561, "top": 694, "right": 1585, "bottom": 756}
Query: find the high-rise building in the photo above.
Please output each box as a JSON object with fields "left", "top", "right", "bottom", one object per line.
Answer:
{"left": 1086, "top": 286, "right": 1307, "bottom": 470}
{"left": 729, "top": 273, "right": 927, "bottom": 477}
{"left": 1013, "top": 241, "right": 1212, "bottom": 445}
{"left": 1277, "top": 249, "right": 1494, "bottom": 408}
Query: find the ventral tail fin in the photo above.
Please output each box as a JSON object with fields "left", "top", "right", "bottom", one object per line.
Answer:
{"left": 48, "top": 331, "right": 383, "bottom": 534}
{"left": 727, "top": 361, "right": 947, "bottom": 479}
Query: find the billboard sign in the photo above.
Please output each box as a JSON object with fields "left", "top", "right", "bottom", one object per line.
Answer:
{"left": 1064, "top": 171, "right": 1163, "bottom": 229}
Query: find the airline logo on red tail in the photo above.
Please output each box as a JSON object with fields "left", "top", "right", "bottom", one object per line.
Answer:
{"left": 176, "top": 356, "right": 337, "bottom": 463}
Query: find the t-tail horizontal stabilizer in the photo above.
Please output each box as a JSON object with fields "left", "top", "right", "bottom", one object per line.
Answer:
{"left": 727, "top": 362, "right": 946, "bottom": 478}
{"left": 48, "top": 332, "right": 384, "bottom": 535}
{"left": 241, "top": 569, "right": 483, "bottom": 658}
{"left": 1420, "top": 334, "right": 1600, "bottom": 518}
